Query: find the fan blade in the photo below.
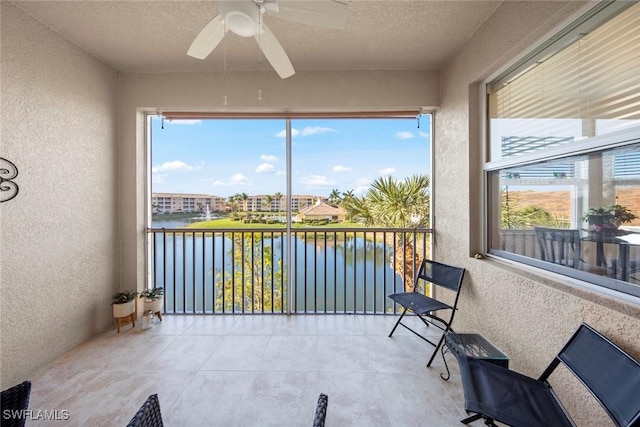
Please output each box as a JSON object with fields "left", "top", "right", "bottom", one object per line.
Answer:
{"left": 187, "top": 15, "right": 227, "bottom": 59}
{"left": 268, "top": 0, "right": 348, "bottom": 29}
{"left": 255, "top": 24, "right": 295, "bottom": 79}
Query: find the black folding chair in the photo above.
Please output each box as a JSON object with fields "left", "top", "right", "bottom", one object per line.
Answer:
{"left": 126, "top": 394, "right": 164, "bottom": 427}
{"left": 0, "top": 380, "right": 31, "bottom": 427}
{"left": 312, "top": 393, "right": 328, "bottom": 427}
{"left": 388, "top": 259, "right": 466, "bottom": 367}
{"left": 455, "top": 323, "right": 640, "bottom": 427}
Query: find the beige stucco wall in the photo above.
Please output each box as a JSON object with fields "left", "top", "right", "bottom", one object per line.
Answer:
{"left": 436, "top": 1, "right": 640, "bottom": 424}
{"left": 0, "top": 3, "right": 119, "bottom": 387}
{"left": 118, "top": 69, "right": 439, "bottom": 294}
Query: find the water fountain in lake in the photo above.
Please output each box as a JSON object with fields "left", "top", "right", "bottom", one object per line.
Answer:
{"left": 203, "top": 205, "right": 212, "bottom": 221}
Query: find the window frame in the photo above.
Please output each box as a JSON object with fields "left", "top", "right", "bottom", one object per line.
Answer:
{"left": 482, "top": 1, "right": 640, "bottom": 300}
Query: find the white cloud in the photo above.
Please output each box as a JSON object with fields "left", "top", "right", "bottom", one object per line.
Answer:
{"left": 275, "top": 126, "right": 335, "bottom": 138}
{"left": 300, "top": 175, "right": 335, "bottom": 187}
{"left": 230, "top": 173, "right": 249, "bottom": 184}
{"left": 260, "top": 154, "right": 278, "bottom": 162}
{"left": 419, "top": 131, "right": 429, "bottom": 139}
{"left": 355, "top": 185, "right": 369, "bottom": 195}
{"left": 167, "top": 119, "right": 202, "bottom": 125}
{"left": 300, "top": 126, "right": 335, "bottom": 136}
{"left": 276, "top": 170, "right": 286, "bottom": 176}
{"left": 379, "top": 167, "right": 396, "bottom": 175}
{"left": 275, "top": 128, "right": 300, "bottom": 138}
{"left": 256, "top": 162, "right": 275, "bottom": 173}
{"left": 212, "top": 173, "right": 251, "bottom": 187}
{"left": 396, "top": 131, "right": 415, "bottom": 139}
{"left": 332, "top": 165, "right": 352, "bottom": 173}
{"left": 152, "top": 160, "right": 197, "bottom": 173}
{"left": 152, "top": 174, "right": 166, "bottom": 184}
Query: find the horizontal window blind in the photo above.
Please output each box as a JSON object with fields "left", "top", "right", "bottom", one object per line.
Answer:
{"left": 490, "top": 2, "right": 640, "bottom": 123}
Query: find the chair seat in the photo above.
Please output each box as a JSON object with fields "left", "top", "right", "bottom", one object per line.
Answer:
{"left": 388, "top": 292, "right": 452, "bottom": 315}
{"left": 463, "top": 358, "right": 573, "bottom": 427}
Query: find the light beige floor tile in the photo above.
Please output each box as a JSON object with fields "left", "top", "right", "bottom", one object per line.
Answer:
{"left": 200, "top": 335, "right": 270, "bottom": 371}
{"left": 273, "top": 314, "right": 318, "bottom": 335}
{"left": 316, "top": 372, "right": 393, "bottom": 427}
{"left": 317, "top": 315, "right": 362, "bottom": 335}
{"left": 241, "top": 371, "right": 320, "bottom": 426}
{"left": 227, "top": 315, "right": 278, "bottom": 335}
{"left": 22, "top": 315, "right": 465, "bottom": 426}
{"left": 259, "top": 335, "right": 318, "bottom": 371}
{"left": 164, "top": 371, "right": 255, "bottom": 427}
{"left": 146, "top": 335, "right": 223, "bottom": 371}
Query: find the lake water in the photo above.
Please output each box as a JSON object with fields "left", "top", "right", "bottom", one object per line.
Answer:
{"left": 149, "top": 217, "right": 428, "bottom": 314}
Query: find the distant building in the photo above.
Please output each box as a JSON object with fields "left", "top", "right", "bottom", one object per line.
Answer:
{"left": 152, "top": 193, "right": 328, "bottom": 214}
{"left": 297, "top": 200, "right": 345, "bottom": 222}
{"left": 152, "top": 193, "right": 226, "bottom": 214}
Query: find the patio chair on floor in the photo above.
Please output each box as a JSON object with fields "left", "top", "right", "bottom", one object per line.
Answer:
{"left": 126, "top": 394, "right": 163, "bottom": 427}
{"left": 0, "top": 380, "right": 31, "bottom": 427}
{"left": 454, "top": 323, "right": 640, "bottom": 427}
{"left": 388, "top": 259, "right": 466, "bottom": 367}
{"left": 312, "top": 393, "right": 328, "bottom": 427}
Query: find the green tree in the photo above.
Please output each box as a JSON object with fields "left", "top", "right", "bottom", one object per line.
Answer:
{"left": 343, "top": 174, "right": 430, "bottom": 290}
{"left": 328, "top": 189, "right": 342, "bottom": 206}
{"left": 215, "top": 233, "right": 285, "bottom": 312}
{"left": 240, "top": 192, "right": 249, "bottom": 212}
{"left": 274, "top": 192, "right": 284, "bottom": 213}
{"left": 264, "top": 195, "right": 273, "bottom": 212}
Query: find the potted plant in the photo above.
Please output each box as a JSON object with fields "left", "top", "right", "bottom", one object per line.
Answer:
{"left": 582, "top": 204, "right": 637, "bottom": 232}
{"left": 140, "top": 286, "right": 164, "bottom": 321}
{"left": 112, "top": 290, "right": 138, "bottom": 333}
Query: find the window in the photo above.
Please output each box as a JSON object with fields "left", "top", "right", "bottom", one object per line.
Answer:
{"left": 485, "top": 1, "right": 640, "bottom": 298}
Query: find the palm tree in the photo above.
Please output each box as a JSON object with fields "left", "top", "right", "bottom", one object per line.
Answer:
{"left": 342, "top": 189, "right": 355, "bottom": 201}
{"left": 227, "top": 195, "right": 239, "bottom": 214}
{"left": 343, "top": 174, "right": 430, "bottom": 290}
{"left": 240, "top": 192, "right": 249, "bottom": 212}
{"left": 264, "top": 195, "right": 273, "bottom": 212}
{"left": 274, "top": 192, "right": 284, "bottom": 212}
{"left": 328, "top": 189, "right": 341, "bottom": 206}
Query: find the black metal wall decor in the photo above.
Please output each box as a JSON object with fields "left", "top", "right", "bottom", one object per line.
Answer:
{"left": 0, "top": 157, "right": 19, "bottom": 202}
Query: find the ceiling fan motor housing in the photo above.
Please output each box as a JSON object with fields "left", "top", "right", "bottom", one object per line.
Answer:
{"left": 220, "top": 0, "right": 261, "bottom": 37}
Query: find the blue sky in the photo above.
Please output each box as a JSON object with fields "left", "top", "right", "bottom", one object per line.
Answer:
{"left": 151, "top": 116, "right": 431, "bottom": 198}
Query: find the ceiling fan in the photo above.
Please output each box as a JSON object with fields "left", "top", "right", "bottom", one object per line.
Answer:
{"left": 187, "top": 0, "right": 348, "bottom": 79}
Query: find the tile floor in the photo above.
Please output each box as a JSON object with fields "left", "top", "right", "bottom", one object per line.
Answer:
{"left": 27, "top": 315, "right": 467, "bottom": 426}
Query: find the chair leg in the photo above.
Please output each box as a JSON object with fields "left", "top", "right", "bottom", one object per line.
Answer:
{"left": 388, "top": 308, "right": 409, "bottom": 337}
{"left": 427, "top": 332, "right": 447, "bottom": 367}
{"left": 461, "top": 413, "right": 497, "bottom": 426}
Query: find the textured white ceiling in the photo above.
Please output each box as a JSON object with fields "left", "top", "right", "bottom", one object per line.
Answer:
{"left": 12, "top": 0, "right": 502, "bottom": 74}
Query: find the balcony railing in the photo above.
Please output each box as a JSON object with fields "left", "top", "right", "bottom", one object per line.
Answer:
{"left": 148, "top": 227, "right": 432, "bottom": 314}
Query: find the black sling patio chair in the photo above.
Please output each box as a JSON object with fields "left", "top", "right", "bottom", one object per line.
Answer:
{"left": 312, "top": 393, "right": 328, "bottom": 427}
{"left": 388, "top": 259, "right": 466, "bottom": 367}
{"left": 126, "top": 394, "right": 164, "bottom": 427}
{"left": 454, "top": 323, "right": 640, "bottom": 427}
{"left": 0, "top": 380, "right": 31, "bottom": 427}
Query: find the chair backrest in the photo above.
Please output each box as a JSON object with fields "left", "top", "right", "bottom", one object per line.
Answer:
{"left": 535, "top": 227, "right": 581, "bottom": 269}
{"left": 540, "top": 323, "right": 640, "bottom": 427}
{"left": 312, "top": 393, "right": 328, "bottom": 427}
{"left": 413, "top": 259, "right": 465, "bottom": 294}
{"left": 0, "top": 380, "right": 31, "bottom": 427}
{"left": 127, "top": 394, "right": 164, "bottom": 427}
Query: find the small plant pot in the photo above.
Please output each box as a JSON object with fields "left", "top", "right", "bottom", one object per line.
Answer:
{"left": 143, "top": 297, "right": 163, "bottom": 314}
{"left": 112, "top": 300, "right": 136, "bottom": 333}
{"left": 113, "top": 300, "right": 136, "bottom": 318}
{"left": 143, "top": 296, "right": 163, "bottom": 321}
